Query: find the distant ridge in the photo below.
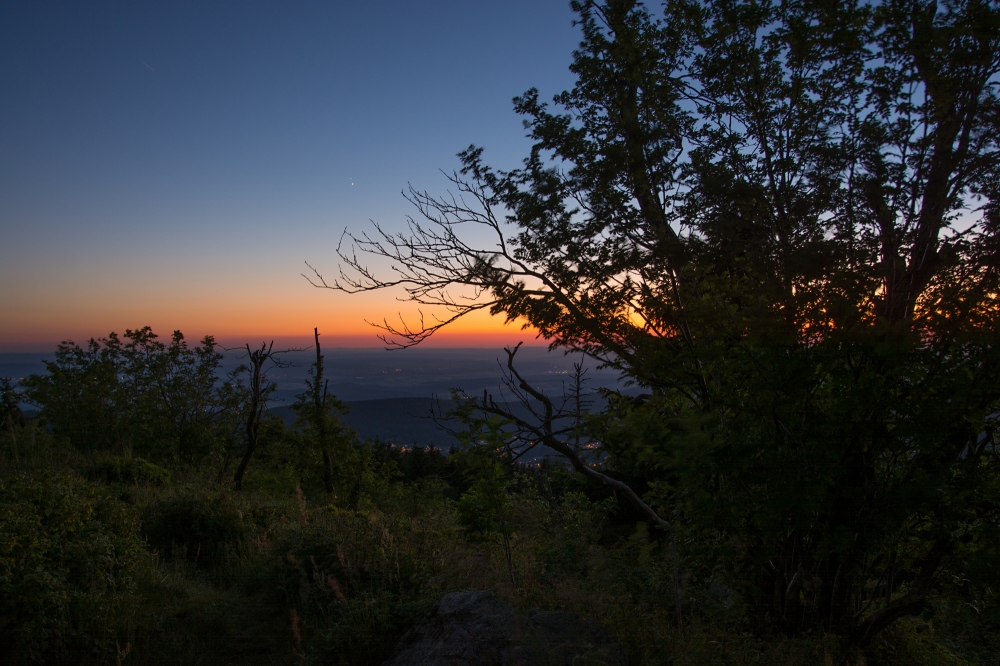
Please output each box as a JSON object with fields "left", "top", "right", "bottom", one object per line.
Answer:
{"left": 271, "top": 398, "right": 455, "bottom": 449}
{"left": 270, "top": 394, "right": 608, "bottom": 454}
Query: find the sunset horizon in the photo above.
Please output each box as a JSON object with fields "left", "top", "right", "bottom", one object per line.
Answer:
{"left": 1, "top": 1, "right": 574, "bottom": 355}
{"left": 0, "top": 328, "right": 546, "bottom": 354}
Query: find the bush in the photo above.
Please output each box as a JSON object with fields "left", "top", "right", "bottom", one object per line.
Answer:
{"left": 0, "top": 472, "right": 142, "bottom": 663}
{"left": 0, "top": 421, "right": 80, "bottom": 476}
{"left": 271, "top": 506, "right": 445, "bottom": 664}
{"left": 92, "top": 456, "right": 171, "bottom": 487}
{"left": 141, "top": 492, "right": 247, "bottom": 569}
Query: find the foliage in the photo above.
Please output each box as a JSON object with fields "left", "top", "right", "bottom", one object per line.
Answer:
{"left": 0, "top": 377, "right": 24, "bottom": 432}
{"left": 141, "top": 491, "right": 252, "bottom": 570}
{"left": 457, "top": 463, "right": 520, "bottom": 584}
{"left": 91, "top": 456, "right": 171, "bottom": 487}
{"left": 1, "top": 407, "right": 997, "bottom": 663}
{"left": 21, "top": 327, "right": 232, "bottom": 462}
{"left": 0, "top": 415, "right": 80, "bottom": 478}
{"left": 271, "top": 505, "right": 443, "bottom": 665}
{"left": 0, "top": 472, "right": 142, "bottom": 663}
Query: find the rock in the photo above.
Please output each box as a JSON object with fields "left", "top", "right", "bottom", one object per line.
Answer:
{"left": 384, "top": 590, "right": 626, "bottom": 665}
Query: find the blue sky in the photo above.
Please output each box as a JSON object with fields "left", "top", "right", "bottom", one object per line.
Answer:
{"left": 0, "top": 1, "right": 579, "bottom": 349}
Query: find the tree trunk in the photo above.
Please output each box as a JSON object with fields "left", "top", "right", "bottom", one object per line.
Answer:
{"left": 234, "top": 342, "right": 271, "bottom": 491}
{"left": 313, "top": 328, "right": 335, "bottom": 496}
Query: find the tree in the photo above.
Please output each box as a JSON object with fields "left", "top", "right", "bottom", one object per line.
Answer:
{"left": 310, "top": 0, "right": 1000, "bottom": 644}
{"left": 0, "top": 377, "right": 24, "bottom": 433}
{"left": 22, "top": 328, "right": 229, "bottom": 460}
{"left": 231, "top": 341, "right": 281, "bottom": 491}
{"left": 457, "top": 462, "right": 519, "bottom": 586}
{"left": 291, "top": 328, "right": 352, "bottom": 496}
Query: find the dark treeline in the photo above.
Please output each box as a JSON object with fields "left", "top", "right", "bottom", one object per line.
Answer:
{"left": 0, "top": 324, "right": 651, "bottom": 665}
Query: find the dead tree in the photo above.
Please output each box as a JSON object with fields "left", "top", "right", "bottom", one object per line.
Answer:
{"left": 568, "top": 361, "right": 590, "bottom": 453}
{"left": 230, "top": 341, "right": 301, "bottom": 491}
{"left": 232, "top": 342, "right": 273, "bottom": 490}
{"left": 311, "top": 327, "right": 335, "bottom": 495}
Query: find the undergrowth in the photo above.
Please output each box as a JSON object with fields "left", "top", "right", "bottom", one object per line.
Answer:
{"left": 1, "top": 420, "right": 997, "bottom": 665}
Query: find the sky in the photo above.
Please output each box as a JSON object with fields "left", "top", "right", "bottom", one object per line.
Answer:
{"left": 0, "top": 1, "right": 580, "bottom": 351}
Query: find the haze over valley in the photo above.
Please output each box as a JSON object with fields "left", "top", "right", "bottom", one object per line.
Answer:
{"left": 2, "top": 345, "right": 628, "bottom": 449}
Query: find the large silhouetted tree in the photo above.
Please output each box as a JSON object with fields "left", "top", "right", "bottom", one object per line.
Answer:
{"left": 310, "top": 0, "right": 1000, "bottom": 645}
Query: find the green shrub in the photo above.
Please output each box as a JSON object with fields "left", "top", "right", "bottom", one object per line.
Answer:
{"left": 92, "top": 456, "right": 171, "bottom": 487}
{"left": 0, "top": 472, "right": 142, "bottom": 663}
{"left": 141, "top": 491, "right": 248, "bottom": 569}
{"left": 0, "top": 421, "right": 80, "bottom": 476}
{"left": 271, "top": 506, "right": 443, "bottom": 664}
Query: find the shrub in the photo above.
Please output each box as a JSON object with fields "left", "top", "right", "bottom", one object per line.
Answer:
{"left": 0, "top": 472, "right": 142, "bottom": 663}
{"left": 0, "top": 421, "right": 80, "bottom": 476}
{"left": 141, "top": 492, "right": 247, "bottom": 569}
{"left": 92, "top": 456, "right": 171, "bottom": 487}
{"left": 271, "top": 506, "right": 443, "bottom": 664}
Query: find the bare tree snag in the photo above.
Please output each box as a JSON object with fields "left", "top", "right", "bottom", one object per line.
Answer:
{"left": 233, "top": 341, "right": 273, "bottom": 491}
{"left": 312, "top": 327, "right": 335, "bottom": 495}
{"left": 230, "top": 340, "right": 302, "bottom": 491}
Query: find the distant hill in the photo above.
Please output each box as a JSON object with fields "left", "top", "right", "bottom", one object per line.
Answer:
{"left": 270, "top": 395, "right": 605, "bottom": 459}
{"left": 2, "top": 347, "right": 636, "bottom": 412}
{"left": 5, "top": 346, "right": 626, "bottom": 454}
{"left": 271, "top": 398, "right": 458, "bottom": 449}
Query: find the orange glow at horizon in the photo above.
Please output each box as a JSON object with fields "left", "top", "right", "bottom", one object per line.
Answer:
{"left": 0, "top": 216, "right": 544, "bottom": 352}
{"left": 0, "top": 278, "right": 541, "bottom": 352}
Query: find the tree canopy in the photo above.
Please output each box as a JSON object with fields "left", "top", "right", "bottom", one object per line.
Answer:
{"left": 313, "top": 0, "right": 1000, "bottom": 645}
{"left": 22, "top": 328, "right": 229, "bottom": 460}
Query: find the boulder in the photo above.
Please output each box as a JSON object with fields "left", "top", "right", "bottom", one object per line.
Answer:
{"left": 384, "top": 590, "right": 625, "bottom": 665}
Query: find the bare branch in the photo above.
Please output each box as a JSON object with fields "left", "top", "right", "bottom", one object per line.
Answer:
{"left": 443, "top": 341, "right": 670, "bottom": 528}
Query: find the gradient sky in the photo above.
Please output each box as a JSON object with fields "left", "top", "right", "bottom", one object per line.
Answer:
{"left": 0, "top": 1, "right": 579, "bottom": 351}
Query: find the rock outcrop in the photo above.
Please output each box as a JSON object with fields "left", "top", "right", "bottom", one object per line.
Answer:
{"left": 384, "top": 590, "right": 625, "bottom": 665}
